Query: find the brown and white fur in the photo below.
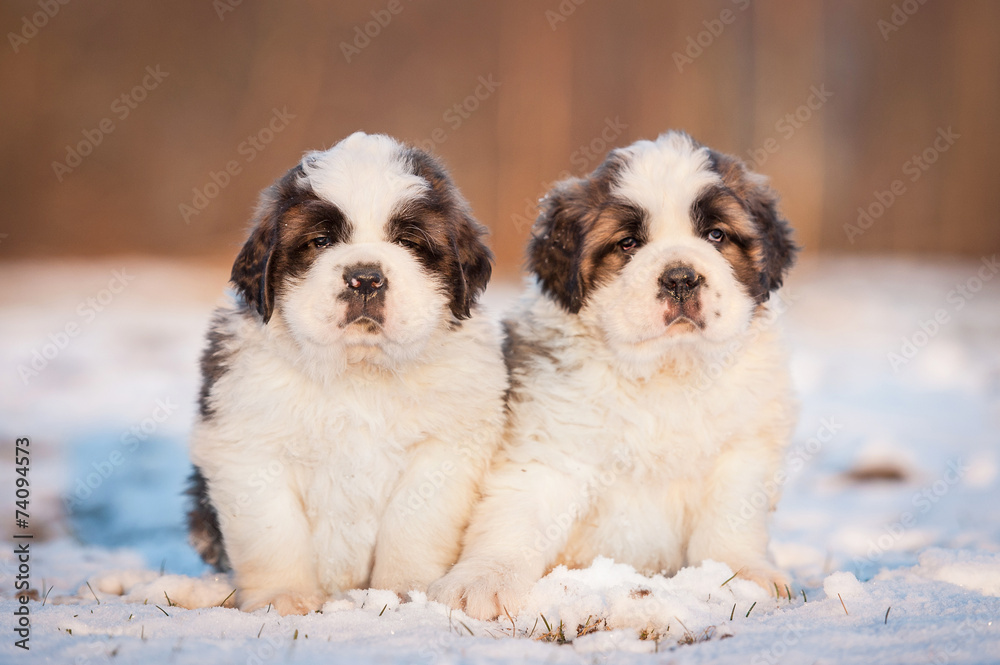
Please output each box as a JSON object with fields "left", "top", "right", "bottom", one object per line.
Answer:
{"left": 428, "top": 131, "right": 799, "bottom": 620}
{"left": 187, "top": 132, "right": 507, "bottom": 615}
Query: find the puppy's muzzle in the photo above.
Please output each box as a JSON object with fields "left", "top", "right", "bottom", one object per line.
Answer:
{"left": 340, "top": 263, "right": 388, "bottom": 329}
{"left": 659, "top": 264, "right": 703, "bottom": 303}
{"left": 344, "top": 264, "right": 386, "bottom": 298}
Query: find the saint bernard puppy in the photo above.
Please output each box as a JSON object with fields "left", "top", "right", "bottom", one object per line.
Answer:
{"left": 187, "top": 132, "right": 507, "bottom": 615}
{"left": 428, "top": 131, "right": 799, "bottom": 620}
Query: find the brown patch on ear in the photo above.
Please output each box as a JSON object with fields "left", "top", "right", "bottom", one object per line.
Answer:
{"left": 404, "top": 148, "right": 493, "bottom": 320}
{"left": 528, "top": 180, "right": 590, "bottom": 313}
{"left": 230, "top": 165, "right": 309, "bottom": 323}
{"left": 449, "top": 220, "right": 493, "bottom": 319}
{"left": 528, "top": 153, "right": 629, "bottom": 313}
{"left": 708, "top": 151, "right": 798, "bottom": 301}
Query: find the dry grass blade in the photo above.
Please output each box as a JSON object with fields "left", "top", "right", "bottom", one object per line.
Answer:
{"left": 838, "top": 593, "right": 849, "bottom": 615}
{"left": 720, "top": 568, "right": 744, "bottom": 588}
{"left": 85, "top": 581, "right": 100, "bottom": 605}
{"left": 503, "top": 605, "right": 516, "bottom": 637}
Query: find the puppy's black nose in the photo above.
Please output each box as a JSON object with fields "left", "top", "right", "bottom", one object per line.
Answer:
{"left": 344, "top": 264, "right": 386, "bottom": 297}
{"left": 660, "top": 265, "right": 702, "bottom": 302}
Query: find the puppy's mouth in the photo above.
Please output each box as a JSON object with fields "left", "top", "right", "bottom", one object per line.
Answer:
{"left": 663, "top": 315, "right": 703, "bottom": 335}
{"left": 663, "top": 301, "right": 705, "bottom": 334}
{"left": 341, "top": 314, "right": 383, "bottom": 334}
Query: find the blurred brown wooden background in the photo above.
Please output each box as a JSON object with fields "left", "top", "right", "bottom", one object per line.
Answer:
{"left": 1, "top": 0, "right": 998, "bottom": 276}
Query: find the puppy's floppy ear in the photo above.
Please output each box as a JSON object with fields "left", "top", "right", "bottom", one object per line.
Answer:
{"left": 527, "top": 180, "right": 589, "bottom": 313}
{"left": 709, "top": 150, "right": 798, "bottom": 301}
{"left": 404, "top": 146, "right": 494, "bottom": 320}
{"left": 743, "top": 172, "right": 798, "bottom": 300}
{"left": 449, "top": 214, "right": 494, "bottom": 320}
{"left": 230, "top": 165, "right": 303, "bottom": 323}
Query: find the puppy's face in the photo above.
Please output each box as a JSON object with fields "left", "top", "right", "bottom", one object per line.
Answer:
{"left": 529, "top": 131, "right": 796, "bottom": 359}
{"left": 231, "top": 132, "right": 492, "bottom": 366}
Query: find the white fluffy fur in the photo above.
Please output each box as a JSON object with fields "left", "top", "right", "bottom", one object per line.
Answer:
{"left": 428, "top": 132, "right": 797, "bottom": 620}
{"left": 189, "top": 134, "right": 507, "bottom": 616}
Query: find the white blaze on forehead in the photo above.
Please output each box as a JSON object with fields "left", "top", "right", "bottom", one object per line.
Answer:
{"left": 611, "top": 132, "right": 721, "bottom": 241}
{"left": 301, "top": 132, "right": 429, "bottom": 243}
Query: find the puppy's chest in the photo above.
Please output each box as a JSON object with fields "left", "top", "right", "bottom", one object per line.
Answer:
{"left": 590, "top": 372, "right": 746, "bottom": 477}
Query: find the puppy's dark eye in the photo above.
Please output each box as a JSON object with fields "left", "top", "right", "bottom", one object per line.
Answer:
{"left": 312, "top": 236, "right": 333, "bottom": 248}
{"left": 706, "top": 229, "right": 726, "bottom": 243}
{"left": 396, "top": 238, "right": 422, "bottom": 251}
{"left": 618, "top": 237, "right": 640, "bottom": 253}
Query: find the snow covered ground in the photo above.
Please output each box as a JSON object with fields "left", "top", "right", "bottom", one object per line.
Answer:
{"left": 1, "top": 255, "right": 998, "bottom": 664}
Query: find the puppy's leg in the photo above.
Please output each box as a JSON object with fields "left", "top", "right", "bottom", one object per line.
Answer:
{"left": 685, "top": 444, "right": 790, "bottom": 597}
{"left": 370, "top": 436, "right": 493, "bottom": 596}
{"left": 206, "top": 463, "right": 325, "bottom": 614}
{"left": 427, "top": 460, "right": 593, "bottom": 620}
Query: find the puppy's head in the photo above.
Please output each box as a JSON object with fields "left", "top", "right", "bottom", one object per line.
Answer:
{"left": 528, "top": 131, "right": 796, "bottom": 357}
{"left": 231, "top": 132, "right": 492, "bottom": 365}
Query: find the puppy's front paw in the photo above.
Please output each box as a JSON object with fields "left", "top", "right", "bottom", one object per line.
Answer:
{"left": 737, "top": 566, "right": 792, "bottom": 598}
{"left": 238, "top": 588, "right": 326, "bottom": 615}
{"left": 427, "top": 562, "right": 534, "bottom": 621}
